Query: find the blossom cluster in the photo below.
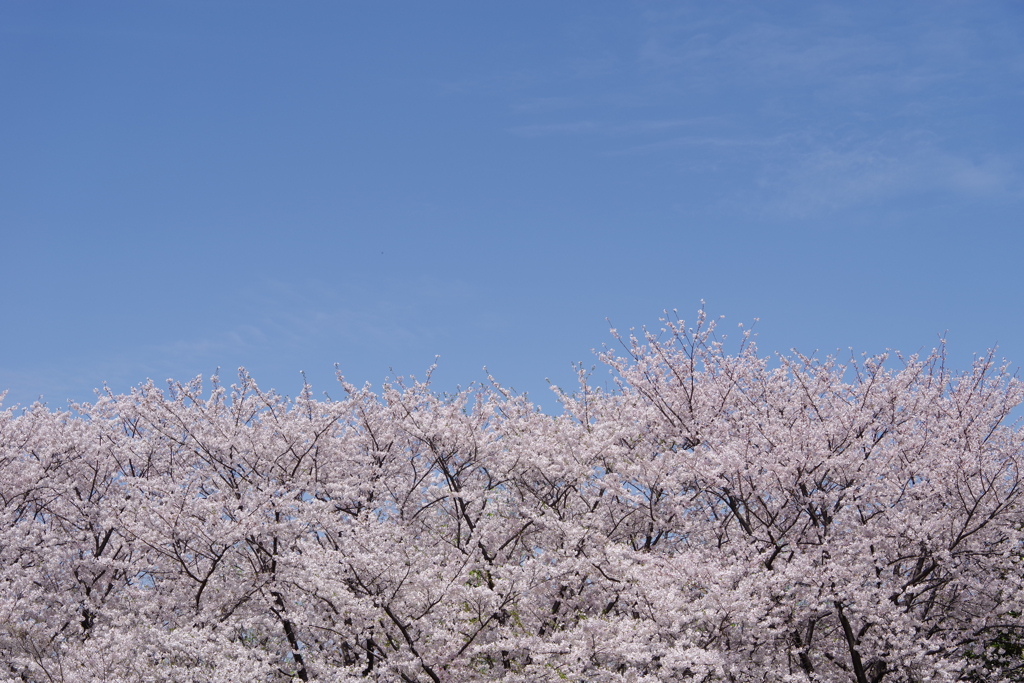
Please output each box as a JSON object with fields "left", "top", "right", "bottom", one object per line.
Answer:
{"left": 2, "top": 315, "right": 1023, "bottom": 682}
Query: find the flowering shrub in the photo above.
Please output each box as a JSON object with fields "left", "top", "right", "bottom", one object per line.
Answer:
{"left": 2, "top": 314, "right": 1022, "bottom": 682}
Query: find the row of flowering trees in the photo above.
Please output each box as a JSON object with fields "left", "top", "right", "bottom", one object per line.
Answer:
{"left": 2, "top": 314, "right": 1023, "bottom": 682}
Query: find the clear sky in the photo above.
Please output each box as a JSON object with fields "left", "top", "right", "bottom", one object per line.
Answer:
{"left": 1, "top": 1, "right": 1022, "bottom": 410}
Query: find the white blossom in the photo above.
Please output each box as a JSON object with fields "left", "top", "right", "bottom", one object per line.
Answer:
{"left": 1, "top": 315, "right": 1022, "bottom": 682}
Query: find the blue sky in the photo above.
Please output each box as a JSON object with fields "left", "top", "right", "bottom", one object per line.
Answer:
{"left": 1, "top": 1, "right": 1022, "bottom": 410}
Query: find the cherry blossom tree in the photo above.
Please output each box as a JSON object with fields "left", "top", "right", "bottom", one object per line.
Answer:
{"left": 1, "top": 313, "right": 1022, "bottom": 682}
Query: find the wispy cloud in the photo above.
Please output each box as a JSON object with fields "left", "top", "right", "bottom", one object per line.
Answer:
{"left": 756, "top": 135, "right": 1024, "bottom": 218}
{"left": 632, "top": 4, "right": 1014, "bottom": 101}
{"left": 154, "top": 274, "right": 484, "bottom": 358}
{"left": 607, "top": 133, "right": 787, "bottom": 155}
{"left": 511, "top": 96, "right": 579, "bottom": 114}
{"left": 509, "top": 118, "right": 712, "bottom": 137}
{"left": 498, "top": 3, "right": 1024, "bottom": 217}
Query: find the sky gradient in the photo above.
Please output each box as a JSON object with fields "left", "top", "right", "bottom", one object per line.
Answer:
{"left": 2, "top": 1, "right": 1022, "bottom": 411}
